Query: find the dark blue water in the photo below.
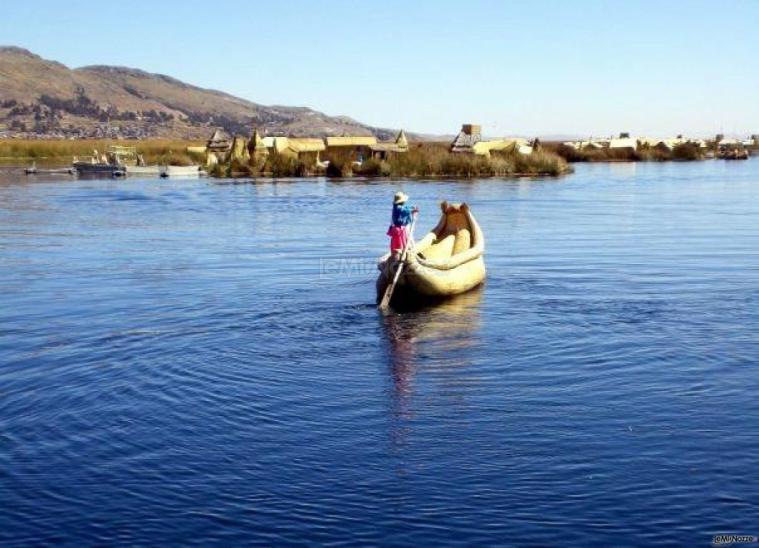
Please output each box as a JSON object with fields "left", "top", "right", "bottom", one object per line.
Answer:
{"left": 2, "top": 161, "right": 758, "bottom": 545}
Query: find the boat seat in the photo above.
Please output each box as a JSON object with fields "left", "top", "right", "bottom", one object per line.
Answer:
{"left": 423, "top": 234, "right": 455, "bottom": 260}
{"left": 440, "top": 211, "right": 472, "bottom": 256}
{"left": 452, "top": 228, "right": 471, "bottom": 255}
{"left": 423, "top": 226, "right": 472, "bottom": 260}
{"left": 416, "top": 203, "right": 476, "bottom": 260}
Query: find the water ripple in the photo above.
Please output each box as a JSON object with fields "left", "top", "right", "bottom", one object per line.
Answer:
{"left": 1, "top": 162, "right": 759, "bottom": 544}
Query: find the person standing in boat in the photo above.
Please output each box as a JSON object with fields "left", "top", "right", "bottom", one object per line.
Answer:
{"left": 387, "top": 191, "right": 418, "bottom": 257}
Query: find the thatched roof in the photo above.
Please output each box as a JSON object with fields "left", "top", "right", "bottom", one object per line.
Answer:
{"left": 261, "top": 137, "right": 290, "bottom": 154}
{"left": 288, "top": 138, "right": 326, "bottom": 152}
{"left": 263, "top": 137, "right": 325, "bottom": 154}
{"left": 450, "top": 128, "right": 482, "bottom": 153}
{"left": 395, "top": 129, "right": 408, "bottom": 148}
{"left": 609, "top": 137, "right": 637, "bottom": 149}
{"left": 472, "top": 139, "right": 514, "bottom": 156}
{"left": 325, "top": 136, "right": 377, "bottom": 147}
{"left": 369, "top": 143, "right": 405, "bottom": 152}
{"left": 368, "top": 130, "right": 409, "bottom": 153}
{"left": 207, "top": 129, "right": 231, "bottom": 151}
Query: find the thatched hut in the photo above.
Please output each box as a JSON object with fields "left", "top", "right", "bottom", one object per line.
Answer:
{"left": 286, "top": 138, "right": 326, "bottom": 165}
{"left": 608, "top": 137, "right": 637, "bottom": 152}
{"left": 369, "top": 130, "right": 409, "bottom": 160}
{"left": 450, "top": 124, "right": 482, "bottom": 153}
{"left": 325, "top": 135, "right": 377, "bottom": 163}
{"left": 206, "top": 129, "right": 232, "bottom": 166}
{"left": 451, "top": 125, "right": 531, "bottom": 157}
{"left": 264, "top": 137, "right": 325, "bottom": 165}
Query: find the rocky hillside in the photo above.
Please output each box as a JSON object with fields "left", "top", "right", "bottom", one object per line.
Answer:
{"left": 0, "top": 47, "right": 398, "bottom": 140}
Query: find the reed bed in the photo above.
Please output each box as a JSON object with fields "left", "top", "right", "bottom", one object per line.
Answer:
{"left": 394, "top": 145, "right": 567, "bottom": 177}
{"left": 548, "top": 142, "right": 706, "bottom": 162}
{"left": 333, "top": 143, "right": 570, "bottom": 178}
{"left": 1, "top": 139, "right": 572, "bottom": 177}
{"left": 0, "top": 139, "right": 204, "bottom": 165}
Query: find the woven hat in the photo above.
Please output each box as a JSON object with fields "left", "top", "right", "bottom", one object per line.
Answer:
{"left": 393, "top": 191, "right": 408, "bottom": 204}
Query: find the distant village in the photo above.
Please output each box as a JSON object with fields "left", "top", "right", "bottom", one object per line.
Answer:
{"left": 196, "top": 129, "right": 410, "bottom": 168}
{"left": 189, "top": 123, "right": 757, "bottom": 172}
{"left": 561, "top": 133, "right": 758, "bottom": 154}
{"left": 3, "top": 118, "right": 755, "bottom": 179}
{"left": 193, "top": 124, "right": 540, "bottom": 169}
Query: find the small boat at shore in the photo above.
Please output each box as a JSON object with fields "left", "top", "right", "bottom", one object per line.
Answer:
{"left": 25, "top": 162, "right": 75, "bottom": 175}
{"left": 73, "top": 161, "right": 125, "bottom": 176}
{"left": 126, "top": 165, "right": 161, "bottom": 176}
{"left": 160, "top": 165, "right": 201, "bottom": 178}
{"left": 377, "top": 201, "right": 486, "bottom": 305}
{"left": 720, "top": 149, "right": 749, "bottom": 160}
{"left": 73, "top": 146, "right": 135, "bottom": 176}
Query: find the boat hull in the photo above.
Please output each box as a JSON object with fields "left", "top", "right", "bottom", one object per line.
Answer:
{"left": 74, "top": 162, "right": 125, "bottom": 176}
{"left": 160, "top": 165, "right": 201, "bottom": 178}
{"left": 25, "top": 167, "right": 75, "bottom": 175}
{"left": 126, "top": 165, "right": 161, "bottom": 176}
{"left": 377, "top": 255, "right": 485, "bottom": 302}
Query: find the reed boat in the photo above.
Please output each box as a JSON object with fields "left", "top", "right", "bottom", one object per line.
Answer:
{"left": 72, "top": 145, "right": 137, "bottom": 177}
{"left": 377, "top": 201, "right": 486, "bottom": 304}
{"left": 721, "top": 149, "right": 749, "bottom": 160}
{"left": 73, "top": 161, "right": 125, "bottom": 176}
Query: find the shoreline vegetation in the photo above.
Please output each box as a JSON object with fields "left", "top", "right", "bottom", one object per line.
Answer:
{"left": 1, "top": 138, "right": 755, "bottom": 179}
{"left": 0, "top": 139, "right": 205, "bottom": 167}
{"left": 549, "top": 142, "right": 708, "bottom": 162}
{"left": 0, "top": 138, "right": 572, "bottom": 178}
{"left": 224, "top": 142, "right": 572, "bottom": 178}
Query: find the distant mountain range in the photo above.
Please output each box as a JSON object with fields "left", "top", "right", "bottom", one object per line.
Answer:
{"left": 0, "top": 47, "right": 409, "bottom": 141}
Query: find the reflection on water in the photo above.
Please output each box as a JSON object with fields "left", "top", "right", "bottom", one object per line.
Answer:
{"left": 606, "top": 161, "right": 638, "bottom": 176}
{"left": 381, "top": 289, "right": 483, "bottom": 440}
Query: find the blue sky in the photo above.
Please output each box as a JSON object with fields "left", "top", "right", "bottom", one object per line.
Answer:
{"left": 2, "top": 0, "right": 757, "bottom": 137}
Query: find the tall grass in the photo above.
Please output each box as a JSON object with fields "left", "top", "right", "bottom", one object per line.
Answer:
{"left": 222, "top": 142, "right": 570, "bottom": 178}
{"left": 671, "top": 143, "right": 704, "bottom": 161}
{"left": 3, "top": 138, "right": 571, "bottom": 176}
{"left": 352, "top": 143, "right": 570, "bottom": 177}
{"left": 0, "top": 139, "right": 204, "bottom": 165}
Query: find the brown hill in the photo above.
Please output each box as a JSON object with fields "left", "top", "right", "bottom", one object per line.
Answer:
{"left": 0, "top": 47, "right": 399, "bottom": 140}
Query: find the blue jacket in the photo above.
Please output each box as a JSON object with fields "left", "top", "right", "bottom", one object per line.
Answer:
{"left": 392, "top": 203, "right": 414, "bottom": 226}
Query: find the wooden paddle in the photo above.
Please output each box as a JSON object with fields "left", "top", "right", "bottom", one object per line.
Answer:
{"left": 378, "top": 216, "right": 416, "bottom": 311}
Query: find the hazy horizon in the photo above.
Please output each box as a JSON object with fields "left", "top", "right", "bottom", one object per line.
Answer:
{"left": 2, "top": 0, "right": 757, "bottom": 138}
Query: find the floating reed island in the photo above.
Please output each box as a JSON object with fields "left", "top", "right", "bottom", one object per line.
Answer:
{"left": 200, "top": 124, "right": 571, "bottom": 178}
{"left": 547, "top": 133, "right": 758, "bottom": 162}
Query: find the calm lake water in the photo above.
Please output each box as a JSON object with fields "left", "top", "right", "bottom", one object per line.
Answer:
{"left": 1, "top": 160, "right": 758, "bottom": 545}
